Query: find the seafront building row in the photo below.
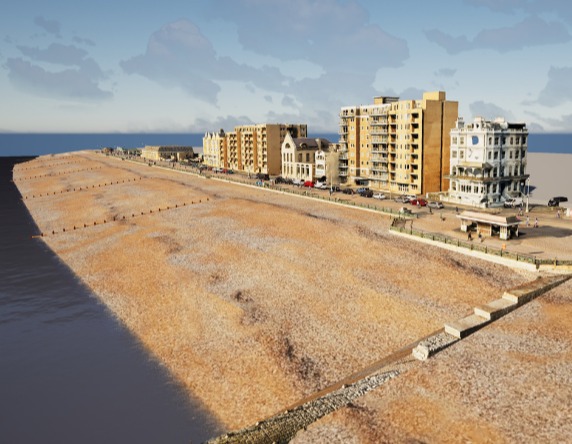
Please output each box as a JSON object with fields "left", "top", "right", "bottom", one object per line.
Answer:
{"left": 137, "top": 91, "right": 529, "bottom": 208}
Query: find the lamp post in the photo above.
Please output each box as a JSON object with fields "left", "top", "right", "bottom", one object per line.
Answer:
{"left": 525, "top": 177, "right": 530, "bottom": 214}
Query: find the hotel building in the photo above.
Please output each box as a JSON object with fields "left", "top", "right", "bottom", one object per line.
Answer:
{"left": 338, "top": 91, "right": 458, "bottom": 195}
{"left": 446, "top": 116, "right": 529, "bottom": 208}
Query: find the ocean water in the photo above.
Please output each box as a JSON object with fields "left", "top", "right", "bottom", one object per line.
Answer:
{"left": 0, "top": 157, "right": 221, "bottom": 443}
{"left": 0, "top": 132, "right": 570, "bottom": 157}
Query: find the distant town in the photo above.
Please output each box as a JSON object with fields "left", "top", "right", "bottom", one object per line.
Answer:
{"left": 106, "top": 90, "right": 567, "bottom": 219}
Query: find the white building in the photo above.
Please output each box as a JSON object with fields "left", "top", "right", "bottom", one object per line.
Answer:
{"left": 280, "top": 133, "right": 333, "bottom": 182}
{"left": 446, "top": 116, "right": 529, "bottom": 208}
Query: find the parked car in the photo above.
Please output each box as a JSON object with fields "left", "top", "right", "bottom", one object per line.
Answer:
{"left": 356, "top": 187, "right": 370, "bottom": 195}
{"left": 314, "top": 182, "right": 328, "bottom": 189}
{"left": 373, "top": 193, "right": 386, "bottom": 200}
{"left": 256, "top": 173, "right": 270, "bottom": 181}
{"left": 410, "top": 198, "right": 427, "bottom": 207}
{"left": 548, "top": 196, "right": 568, "bottom": 207}
{"left": 503, "top": 197, "right": 523, "bottom": 208}
{"left": 342, "top": 188, "right": 355, "bottom": 195}
{"left": 303, "top": 181, "right": 314, "bottom": 188}
{"left": 361, "top": 190, "right": 374, "bottom": 198}
{"left": 292, "top": 178, "right": 304, "bottom": 186}
{"left": 428, "top": 201, "right": 444, "bottom": 209}
{"left": 275, "top": 176, "right": 287, "bottom": 184}
{"left": 394, "top": 195, "right": 410, "bottom": 203}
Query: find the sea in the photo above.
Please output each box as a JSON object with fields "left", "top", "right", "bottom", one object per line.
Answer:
{"left": 0, "top": 156, "right": 222, "bottom": 442}
{"left": 0, "top": 132, "right": 570, "bottom": 156}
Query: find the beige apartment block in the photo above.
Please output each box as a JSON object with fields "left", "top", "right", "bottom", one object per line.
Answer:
{"left": 339, "top": 91, "right": 458, "bottom": 195}
{"left": 221, "top": 124, "right": 307, "bottom": 176}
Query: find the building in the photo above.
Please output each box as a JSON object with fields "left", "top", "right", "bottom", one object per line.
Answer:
{"left": 280, "top": 133, "right": 335, "bottom": 182}
{"left": 315, "top": 143, "right": 341, "bottom": 185}
{"left": 445, "top": 116, "right": 529, "bottom": 208}
{"left": 457, "top": 210, "right": 521, "bottom": 240}
{"left": 202, "top": 129, "right": 227, "bottom": 169}
{"left": 140, "top": 145, "right": 195, "bottom": 162}
{"left": 338, "top": 91, "right": 458, "bottom": 195}
{"left": 203, "top": 123, "right": 307, "bottom": 175}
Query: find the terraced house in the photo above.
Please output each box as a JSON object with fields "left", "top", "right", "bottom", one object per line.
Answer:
{"left": 338, "top": 91, "right": 458, "bottom": 195}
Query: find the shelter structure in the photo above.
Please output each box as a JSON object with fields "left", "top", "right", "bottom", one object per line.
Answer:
{"left": 457, "top": 210, "right": 521, "bottom": 240}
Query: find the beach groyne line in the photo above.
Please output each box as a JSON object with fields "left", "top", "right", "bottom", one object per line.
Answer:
{"left": 207, "top": 274, "right": 571, "bottom": 444}
{"left": 21, "top": 176, "right": 145, "bottom": 200}
{"left": 31, "top": 197, "right": 210, "bottom": 238}
{"left": 13, "top": 166, "right": 103, "bottom": 181}
{"left": 13, "top": 158, "right": 87, "bottom": 172}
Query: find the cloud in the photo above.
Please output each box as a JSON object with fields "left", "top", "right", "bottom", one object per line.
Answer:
{"left": 469, "top": 100, "right": 514, "bottom": 120}
{"left": 5, "top": 57, "right": 112, "bottom": 100}
{"left": 533, "top": 66, "right": 572, "bottom": 107}
{"left": 425, "top": 16, "right": 571, "bottom": 54}
{"left": 525, "top": 109, "right": 572, "bottom": 132}
{"left": 34, "top": 16, "right": 61, "bottom": 37}
{"left": 207, "top": 0, "right": 408, "bottom": 71}
{"left": 120, "top": 19, "right": 289, "bottom": 103}
{"left": 465, "top": 0, "right": 572, "bottom": 24}
{"left": 434, "top": 68, "right": 457, "bottom": 78}
{"left": 193, "top": 114, "right": 255, "bottom": 132}
{"left": 17, "top": 43, "right": 105, "bottom": 78}
{"left": 73, "top": 36, "right": 96, "bottom": 47}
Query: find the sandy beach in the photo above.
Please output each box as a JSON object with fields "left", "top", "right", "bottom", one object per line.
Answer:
{"left": 13, "top": 151, "right": 572, "bottom": 443}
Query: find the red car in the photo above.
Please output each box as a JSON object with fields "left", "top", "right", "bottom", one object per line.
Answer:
{"left": 410, "top": 198, "right": 427, "bottom": 207}
{"left": 303, "top": 181, "right": 314, "bottom": 188}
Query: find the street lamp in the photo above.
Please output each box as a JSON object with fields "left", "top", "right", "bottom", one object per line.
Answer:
{"left": 525, "top": 177, "right": 530, "bottom": 214}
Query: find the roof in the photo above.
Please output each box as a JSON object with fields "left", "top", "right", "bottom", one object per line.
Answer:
{"left": 142, "top": 145, "right": 194, "bottom": 152}
{"left": 457, "top": 211, "right": 521, "bottom": 227}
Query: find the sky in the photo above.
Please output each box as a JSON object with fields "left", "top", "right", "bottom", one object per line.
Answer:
{"left": 1, "top": 0, "right": 572, "bottom": 134}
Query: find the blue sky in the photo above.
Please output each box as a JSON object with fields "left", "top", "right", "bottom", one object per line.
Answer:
{"left": 1, "top": 0, "right": 572, "bottom": 133}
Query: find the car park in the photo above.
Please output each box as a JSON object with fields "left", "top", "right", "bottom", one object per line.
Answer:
{"left": 428, "top": 201, "right": 444, "bottom": 209}
{"left": 373, "top": 193, "right": 386, "bottom": 200}
{"left": 548, "top": 196, "right": 568, "bottom": 206}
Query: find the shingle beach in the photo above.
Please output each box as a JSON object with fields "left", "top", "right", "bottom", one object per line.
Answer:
{"left": 14, "top": 151, "right": 572, "bottom": 443}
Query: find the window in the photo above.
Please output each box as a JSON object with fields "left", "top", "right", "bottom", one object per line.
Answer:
{"left": 495, "top": 137, "right": 499, "bottom": 145}
{"left": 460, "top": 137, "right": 465, "bottom": 144}
{"left": 452, "top": 150, "right": 457, "bottom": 158}
{"left": 488, "top": 151, "right": 492, "bottom": 160}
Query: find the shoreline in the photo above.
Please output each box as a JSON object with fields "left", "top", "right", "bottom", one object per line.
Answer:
{"left": 13, "top": 151, "right": 572, "bottom": 442}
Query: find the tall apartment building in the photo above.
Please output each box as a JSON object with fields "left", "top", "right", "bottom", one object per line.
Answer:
{"left": 338, "top": 91, "right": 458, "bottom": 195}
{"left": 446, "top": 116, "right": 529, "bottom": 208}
{"left": 203, "top": 123, "right": 307, "bottom": 175}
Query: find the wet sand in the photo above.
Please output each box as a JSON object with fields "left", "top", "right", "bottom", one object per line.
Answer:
{"left": 14, "top": 151, "right": 572, "bottom": 442}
